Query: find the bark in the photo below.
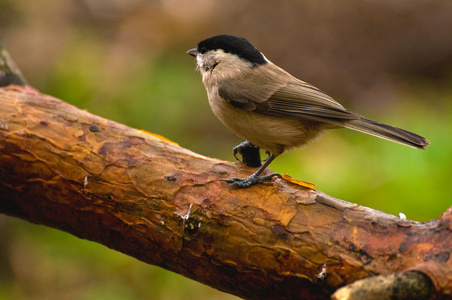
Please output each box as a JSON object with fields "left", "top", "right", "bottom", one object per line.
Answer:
{"left": 1, "top": 86, "right": 451, "bottom": 300}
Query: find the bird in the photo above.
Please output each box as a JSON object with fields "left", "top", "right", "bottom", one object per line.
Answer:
{"left": 187, "top": 34, "right": 430, "bottom": 188}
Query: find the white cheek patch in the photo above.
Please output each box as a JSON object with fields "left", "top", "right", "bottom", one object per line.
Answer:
{"left": 196, "top": 55, "right": 204, "bottom": 71}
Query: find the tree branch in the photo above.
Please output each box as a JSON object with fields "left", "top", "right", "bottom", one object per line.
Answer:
{"left": 1, "top": 85, "right": 451, "bottom": 299}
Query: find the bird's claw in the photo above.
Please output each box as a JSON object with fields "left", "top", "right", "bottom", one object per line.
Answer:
{"left": 222, "top": 173, "right": 282, "bottom": 189}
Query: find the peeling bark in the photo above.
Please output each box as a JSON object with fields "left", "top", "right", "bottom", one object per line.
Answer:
{"left": 0, "top": 86, "right": 451, "bottom": 299}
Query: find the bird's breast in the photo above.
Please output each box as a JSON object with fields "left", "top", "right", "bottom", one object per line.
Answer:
{"left": 206, "top": 88, "right": 324, "bottom": 155}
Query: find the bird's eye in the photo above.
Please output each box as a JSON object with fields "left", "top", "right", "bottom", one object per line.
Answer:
{"left": 204, "top": 62, "right": 219, "bottom": 73}
{"left": 199, "top": 46, "right": 207, "bottom": 54}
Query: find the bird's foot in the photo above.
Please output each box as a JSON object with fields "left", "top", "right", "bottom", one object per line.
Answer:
{"left": 222, "top": 173, "right": 281, "bottom": 189}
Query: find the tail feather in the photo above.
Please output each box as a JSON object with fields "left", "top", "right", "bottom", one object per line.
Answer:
{"left": 344, "top": 118, "right": 430, "bottom": 150}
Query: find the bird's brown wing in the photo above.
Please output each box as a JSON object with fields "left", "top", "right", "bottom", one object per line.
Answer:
{"left": 217, "top": 67, "right": 361, "bottom": 124}
{"left": 259, "top": 81, "right": 362, "bottom": 122}
{"left": 217, "top": 73, "right": 280, "bottom": 111}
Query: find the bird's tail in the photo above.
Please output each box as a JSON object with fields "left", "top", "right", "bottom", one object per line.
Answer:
{"left": 344, "top": 118, "right": 430, "bottom": 150}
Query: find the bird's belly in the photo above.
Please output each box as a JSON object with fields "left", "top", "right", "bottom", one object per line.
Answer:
{"left": 209, "top": 98, "right": 323, "bottom": 155}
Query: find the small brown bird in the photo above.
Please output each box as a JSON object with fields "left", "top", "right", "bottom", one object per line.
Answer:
{"left": 187, "top": 35, "right": 430, "bottom": 188}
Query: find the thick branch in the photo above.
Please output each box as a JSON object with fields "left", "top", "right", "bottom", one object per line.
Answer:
{"left": 0, "top": 86, "right": 451, "bottom": 299}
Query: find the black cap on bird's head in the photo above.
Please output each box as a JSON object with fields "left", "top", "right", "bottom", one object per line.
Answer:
{"left": 189, "top": 35, "right": 267, "bottom": 66}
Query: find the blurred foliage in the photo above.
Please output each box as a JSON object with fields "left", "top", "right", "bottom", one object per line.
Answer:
{"left": 1, "top": 0, "right": 452, "bottom": 299}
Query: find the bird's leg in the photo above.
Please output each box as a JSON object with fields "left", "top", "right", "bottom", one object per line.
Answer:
{"left": 223, "top": 153, "right": 281, "bottom": 189}
{"left": 233, "top": 141, "right": 262, "bottom": 168}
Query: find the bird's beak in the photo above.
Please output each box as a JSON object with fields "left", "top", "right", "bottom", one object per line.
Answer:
{"left": 186, "top": 48, "right": 197, "bottom": 57}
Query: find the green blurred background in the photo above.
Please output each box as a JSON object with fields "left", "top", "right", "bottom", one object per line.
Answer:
{"left": 1, "top": 0, "right": 452, "bottom": 299}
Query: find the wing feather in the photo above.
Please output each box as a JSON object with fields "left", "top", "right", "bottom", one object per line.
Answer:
{"left": 217, "top": 64, "right": 361, "bottom": 123}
